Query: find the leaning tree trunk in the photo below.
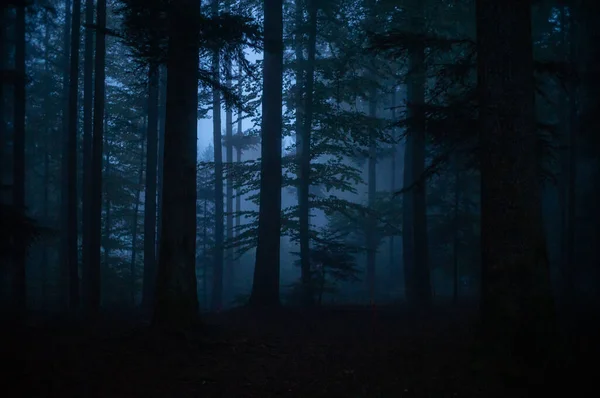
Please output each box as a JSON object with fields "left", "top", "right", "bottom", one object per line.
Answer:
{"left": 249, "top": 0, "right": 283, "bottom": 308}
{"left": 153, "top": 0, "right": 200, "bottom": 329}
{"left": 476, "top": 0, "right": 555, "bottom": 359}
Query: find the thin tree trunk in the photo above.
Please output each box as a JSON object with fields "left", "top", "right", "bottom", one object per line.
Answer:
{"left": 81, "top": 0, "right": 94, "bottom": 311}
{"left": 225, "top": 0, "right": 234, "bottom": 304}
{"left": 389, "top": 88, "right": 397, "bottom": 283}
{"left": 299, "top": 0, "right": 317, "bottom": 306}
{"left": 407, "top": 0, "right": 431, "bottom": 309}
{"left": 294, "top": 0, "right": 304, "bottom": 201}
{"left": 86, "top": 0, "right": 106, "bottom": 316}
{"left": 156, "top": 65, "right": 167, "bottom": 257}
{"left": 66, "top": 0, "right": 82, "bottom": 312}
{"left": 249, "top": 0, "right": 283, "bottom": 308}
{"left": 13, "top": 0, "right": 27, "bottom": 320}
{"left": 102, "top": 130, "right": 111, "bottom": 283}
{"left": 452, "top": 155, "right": 460, "bottom": 304}
{"left": 59, "top": 0, "right": 73, "bottom": 311}
{"left": 142, "top": 65, "right": 159, "bottom": 309}
{"left": 211, "top": 0, "right": 224, "bottom": 311}
{"left": 130, "top": 128, "right": 145, "bottom": 307}
{"left": 153, "top": 0, "right": 200, "bottom": 329}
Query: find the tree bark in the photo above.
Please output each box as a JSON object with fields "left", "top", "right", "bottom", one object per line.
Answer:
{"left": 210, "top": 0, "right": 224, "bottom": 311}
{"left": 87, "top": 0, "right": 106, "bottom": 316}
{"left": 299, "top": 0, "right": 317, "bottom": 306}
{"left": 153, "top": 0, "right": 200, "bottom": 329}
{"left": 81, "top": 0, "right": 94, "bottom": 313}
{"left": 477, "top": 0, "right": 554, "bottom": 358}
{"left": 225, "top": 0, "right": 234, "bottom": 303}
{"left": 142, "top": 65, "right": 159, "bottom": 309}
{"left": 59, "top": 0, "right": 72, "bottom": 311}
{"left": 249, "top": 0, "right": 283, "bottom": 308}
{"left": 407, "top": 0, "right": 431, "bottom": 310}
{"left": 66, "top": 0, "right": 81, "bottom": 312}
{"left": 13, "top": 0, "right": 27, "bottom": 320}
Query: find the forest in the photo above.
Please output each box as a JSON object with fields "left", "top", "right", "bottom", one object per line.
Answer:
{"left": 1, "top": 0, "right": 599, "bottom": 396}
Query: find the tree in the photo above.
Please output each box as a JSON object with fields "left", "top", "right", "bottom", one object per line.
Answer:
{"left": 142, "top": 65, "right": 159, "bottom": 309}
{"left": 477, "top": 0, "right": 554, "bottom": 358}
{"left": 298, "top": 0, "right": 318, "bottom": 306}
{"left": 249, "top": 0, "right": 284, "bottom": 308}
{"left": 406, "top": 0, "right": 431, "bottom": 310}
{"left": 81, "top": 0, "right": 94, "bottom": 315}
{"left": 153, "top": 0, "right": 200, "bottom": 328}
{"left": 13, "top": 0, "right": 27, "bottom": 319}
{"left": 211, "top": 0, "right": 224, "bottom": 311}
{"left": 86, "top": 0, "right": 106, "bottom": 316}
{"left": 65, "top": 0, "right": 81, "bottom": 311}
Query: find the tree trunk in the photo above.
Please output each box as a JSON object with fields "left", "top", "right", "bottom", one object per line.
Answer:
{"left": 406, "top": 0, "right": 431, "bottom": 309}
{"left": 299, "top": 0, "right": 317, "bottom": 306}
{"left": 249, "top": 0, "right": 283, "bottom": 308}
{"left": 81, "top": 0, "right": 94, "bottom": 313}
{"left": 66, "top": 0, "right": 81, "bottom": 312}
{"left": 86, "top": 0, "right": 106, "bottom": 316}
{"left": 59, "top": 0, "right": 72, "bottom": 311}
{"left": 477, "top": 0, "right": 554, "bottom": 358}
{"left": 13, "top": 0, "right": 27, "bottom": 320}
{"left": 452, "top": 155, "right": 460, "bottom": 304}
{"left": 156, "top": 65, "right": 167, "bottom": 257}
{"left": 142, "top": 65, "right": 159, "bottom": 309}
{"left": 402, "top": 114, "right": 414, "bottom": 303}
{"left": 130, "top": 127, "right": 145, "bottom": 307}
{"left": 152, "top": 0, "right": 200, "bottom": 329}
{"left": 102, "top": 132, "right": 111, "bottom": 285}
{"left": 211, "top": 0, "right": 224, "bottom": 311}
{"left": 225, "top": 1, "right": 234, "bottom": 304}
{"left": 389, "top": 88, "right": 397, "bottom": 283}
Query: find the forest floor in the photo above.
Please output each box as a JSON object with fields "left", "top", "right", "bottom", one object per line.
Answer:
{"left": 2, "top": 303, "right": 596, "bottom": 398}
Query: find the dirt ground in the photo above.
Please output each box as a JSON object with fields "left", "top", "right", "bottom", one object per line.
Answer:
{"left": 1, "top": 304, "right": 595, "bottom": 397}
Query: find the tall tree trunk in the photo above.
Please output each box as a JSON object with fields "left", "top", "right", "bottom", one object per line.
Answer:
{"left": 477, "top": 0, "right": 554, "bottom": 358}
{"left": 86, "top": 0, "right": 106, "bottom": 316}
{"left": 59, "top": 0, "right": 73, "bottom": 311}
{"left": 249, "top": 0, "right": 283, "bottom": 308}
{"left": 224, "top": 0, "right": 234, "bottom": 304}
{"left": 66, "top": 0, "right": 81, "bottom": 312}
{"left": 389, "top": 88, "right": 397, "bottom": 283}
{"left": 13, "top": 0, "right": 27, "bottom": 320}
{"left": 130, "top": 128, "right": 145, "bottom": 307}
{"left": 142, "top": 65, "right": 159, "bottom": 309}
{"left": 102, "top": 131, "right": 111, "bottom": 287}
{"left": 156, "top": 65, "right": 167, "bottom": 256}
{"left": 81, "top": 0, "right": 94, "bottom": 313}
{"left": 41, "top": 12, "right": 52, "bottom": 307}
{"left": 235, "top": 63, "right": 242, "bottom": 253}
{"left": 153, "top": 0, "right": 200, "bottom": 329}
{"left": 211, "top": 0, "right": 224, "bottom": 311}
{"left": 452, "top": 154, "right": 461, "bottom": 303}
{"left": 299, "top": 0, "right": 317, "bottom": 306}
{"left": 402, "top": 118, "right": 414, "bottom": 303}
{"left": 294, "top": 0, "right": 304, "bottom": 200}
{"left": 406, "top": 0, "right": 431, "bottom": 309}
